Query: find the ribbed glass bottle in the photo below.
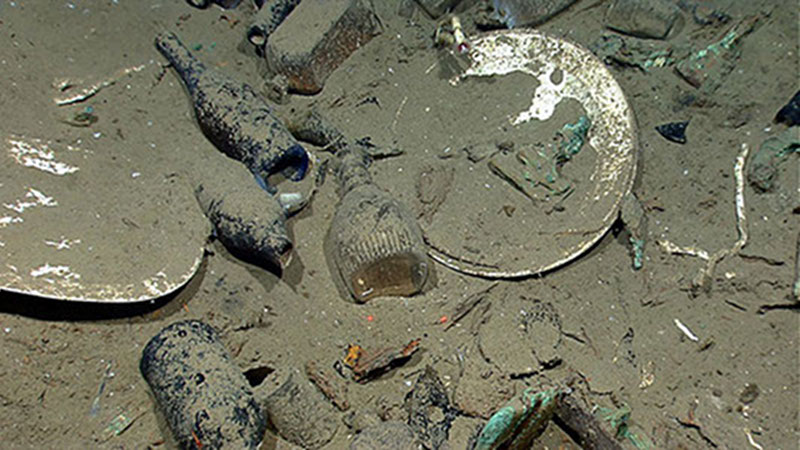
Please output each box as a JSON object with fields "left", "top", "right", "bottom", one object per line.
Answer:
{"left": 326, "top": 146, "right": 430, "bottom": 303}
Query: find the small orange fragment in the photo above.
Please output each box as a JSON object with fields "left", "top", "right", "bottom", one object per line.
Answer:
{"left": 401, "top": 339, "right": 421, "bottom": 357}
{"left": 344, "top": 344, "right": 363, "bottom": 368}
{"left": 191, "top": 430, "right": 203, "bottom": 448}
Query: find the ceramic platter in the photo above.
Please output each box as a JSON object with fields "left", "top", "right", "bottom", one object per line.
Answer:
{"left": 0, "top": 135, "right": 208, "bottom": 303}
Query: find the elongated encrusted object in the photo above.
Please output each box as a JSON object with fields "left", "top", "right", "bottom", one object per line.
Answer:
{"left": 155, "top": 31, "right": 309, "bottom": 186}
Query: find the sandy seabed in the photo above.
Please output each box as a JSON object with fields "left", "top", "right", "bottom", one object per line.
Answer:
{"left": 0, "top": 0, "right": 797, "bottom": 448}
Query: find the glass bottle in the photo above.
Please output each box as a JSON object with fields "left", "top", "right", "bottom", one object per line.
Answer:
{"left": 326, "top": 146, "right": 430, "bottom": 302}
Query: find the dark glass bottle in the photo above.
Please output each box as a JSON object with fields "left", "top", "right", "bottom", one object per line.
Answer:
{"left": 155, "top": 32, "right": 308, "bottom": 187}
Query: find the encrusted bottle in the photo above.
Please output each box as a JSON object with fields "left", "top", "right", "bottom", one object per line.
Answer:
{"left": 326, "top": 145, "right": 430, "bottom": 303}
{"left": 155, "top": 31, "right": 308, "bottom": 186}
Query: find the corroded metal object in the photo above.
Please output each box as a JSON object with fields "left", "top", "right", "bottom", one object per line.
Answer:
{"left": 342, "top": 339, "right": 421, "bottom": 382}
{"left": 0, "top": 136, "right": 208, "bottom": 302}
{"left": 326, "top": 145, "right": 430, "bottom": 302}
{"left": 155, "top": 32, "right": 309, "bottom": 188}
{"left": 427, "top": 29, "right": 638, "bottom": 278}
{"left": 473, "top": 387, "right": 560, "bottom": 450}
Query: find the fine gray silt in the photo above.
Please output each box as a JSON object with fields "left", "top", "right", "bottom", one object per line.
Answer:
{"left": 155, "top": 32, "right": 309, "bottom": 188}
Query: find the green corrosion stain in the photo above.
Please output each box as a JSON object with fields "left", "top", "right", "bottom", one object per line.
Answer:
{"left": 475, "top": 388, "right": 559, "bottom": 449}
{"left": 630, "top": 237, "right": 645, "bottom": 270}
{"left": 475, "top": 405, "right": 517, "bottom": 449}
{"left": 557, "top": 116, "right": 592, "bottom": 163}
{"left": 596, "top": 404, "right": 653, "bottom": 449}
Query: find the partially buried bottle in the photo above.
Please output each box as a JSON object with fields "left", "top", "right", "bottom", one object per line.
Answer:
{"left": 155, "top": 32, "right": 308, "bottom": 187}
{"left": 326, "top": 145, "right": 431, "bottom": 303}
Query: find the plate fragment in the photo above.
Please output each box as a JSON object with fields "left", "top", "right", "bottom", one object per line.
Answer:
{"left": 0, "top": 135, "right": 208, "bottom": 302}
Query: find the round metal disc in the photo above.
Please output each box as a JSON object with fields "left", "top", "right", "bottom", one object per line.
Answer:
{"left": 421, "top": 30, "right": 637, "bottom": 278}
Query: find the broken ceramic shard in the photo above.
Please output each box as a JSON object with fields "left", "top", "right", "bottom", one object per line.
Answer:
{"left": 655, "top": 120, "right": 689, "bottom": 144}
{"left": 0, "top": 135, "right": 208, "bottom": 303}
{"left": 425, "top": 29, "right": 637, "bottom": 279}
{"left": 326, "top": 145, "right": 430, "bottom": 302}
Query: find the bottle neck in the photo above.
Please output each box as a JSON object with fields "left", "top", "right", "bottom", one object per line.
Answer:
{"left": 337, "top": 145, "right": 373, "bottom": 194}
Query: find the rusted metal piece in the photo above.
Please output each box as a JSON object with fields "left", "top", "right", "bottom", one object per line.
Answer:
{"left": 343, "top": 339, "right": 421, "bottom": 382}
{"left": 305, "top": 360, "right": 350, "bottom": 411}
